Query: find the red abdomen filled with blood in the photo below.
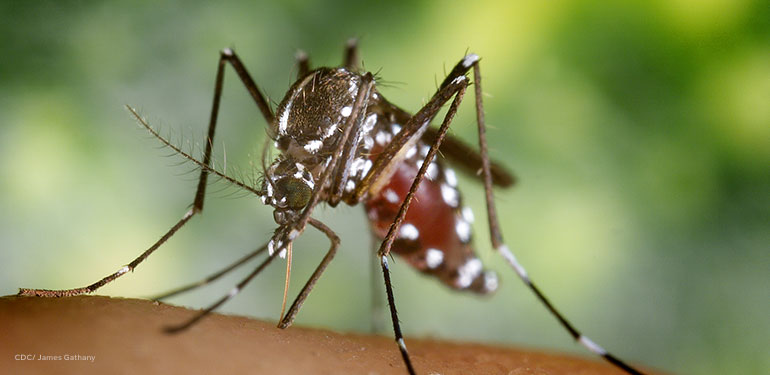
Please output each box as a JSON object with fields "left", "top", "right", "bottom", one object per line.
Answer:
{"left": 364, "top": 140, "right": 497, "bottom": 294}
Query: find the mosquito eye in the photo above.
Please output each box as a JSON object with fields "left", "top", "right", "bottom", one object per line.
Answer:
{"left": 277, "top": 178, "right": 312, "bottom": 210}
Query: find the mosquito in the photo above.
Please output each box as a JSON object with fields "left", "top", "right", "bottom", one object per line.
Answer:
{"left": 19, "top": 39, "right": 645, "bottom": 374}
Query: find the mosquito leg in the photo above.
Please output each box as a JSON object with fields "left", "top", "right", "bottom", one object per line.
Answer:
{"left": 373, "top": 76, "right": 470, "bottom": 375}
{"left": 378, "top": 255, "right": 416, "bottom": 375}
{"left": 296, "top": 49, "right": 310, "bottom": 77}
{"left": 375, "top": 81, "right": 467, "bottom": 257}
{"left": 326, "top": 94, "right": 371, "bottom": 205}
{"left": 150, "top": 242, "right": 269, "bottom": 301}
{"left": 469, "top": 60, "right": 645, "bottom": 375}
{"left": 195, "top": 48, "right": 274, "bottom": 211}
{"left": 165, "top": 250, "right": 280, "bottom": 333}
{"left": 277, "top": 218, "right": 339, "bottom": 329}
{"left": 19, "top": 48, "right": 274, "bottom": 298}
{"left": 322, "top": 67, "right": 380, "bottom": 206}
{"left": 349, "top": 63, "right": 470, "bottom": 374}
{"left": 343, "top": 38, "right": 359, "bottom": 71}
{"left": 218, "top": 48, "right": 274, "bottom": 124}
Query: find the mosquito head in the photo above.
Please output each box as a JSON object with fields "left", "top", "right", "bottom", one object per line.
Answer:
{"left": 260, "top": 157, "right": 315, "bottom": 225}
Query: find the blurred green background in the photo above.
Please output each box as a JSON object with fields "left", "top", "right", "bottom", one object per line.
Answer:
{"left": 1, "top": 1, "right": 768, "bottom": 374}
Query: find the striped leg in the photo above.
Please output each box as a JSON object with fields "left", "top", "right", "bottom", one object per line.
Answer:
{"left": 375, "top": 73, "right": 471, "bottom": 375}
{"left": 150, "top": 242, "right": 269, "bottom": 301}
{"left": 470, "top": 59, "right": 645, "bottom": 375}
{"left": 18, "top": 48, "right": 274, "bottom": 298}
{"left": 379, "top": 255, "right": 416, "bottom": 375}
{"left": 165, "top": 249, "right": 280, "bottom": 333}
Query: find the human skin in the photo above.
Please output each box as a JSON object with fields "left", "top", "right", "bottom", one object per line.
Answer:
{"left": 0, "top": 295, "right": 654, "bottom": 374}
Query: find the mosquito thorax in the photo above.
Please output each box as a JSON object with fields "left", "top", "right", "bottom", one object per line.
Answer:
{"left": 272, "top": 67, "right": 363, "bottom": 160}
